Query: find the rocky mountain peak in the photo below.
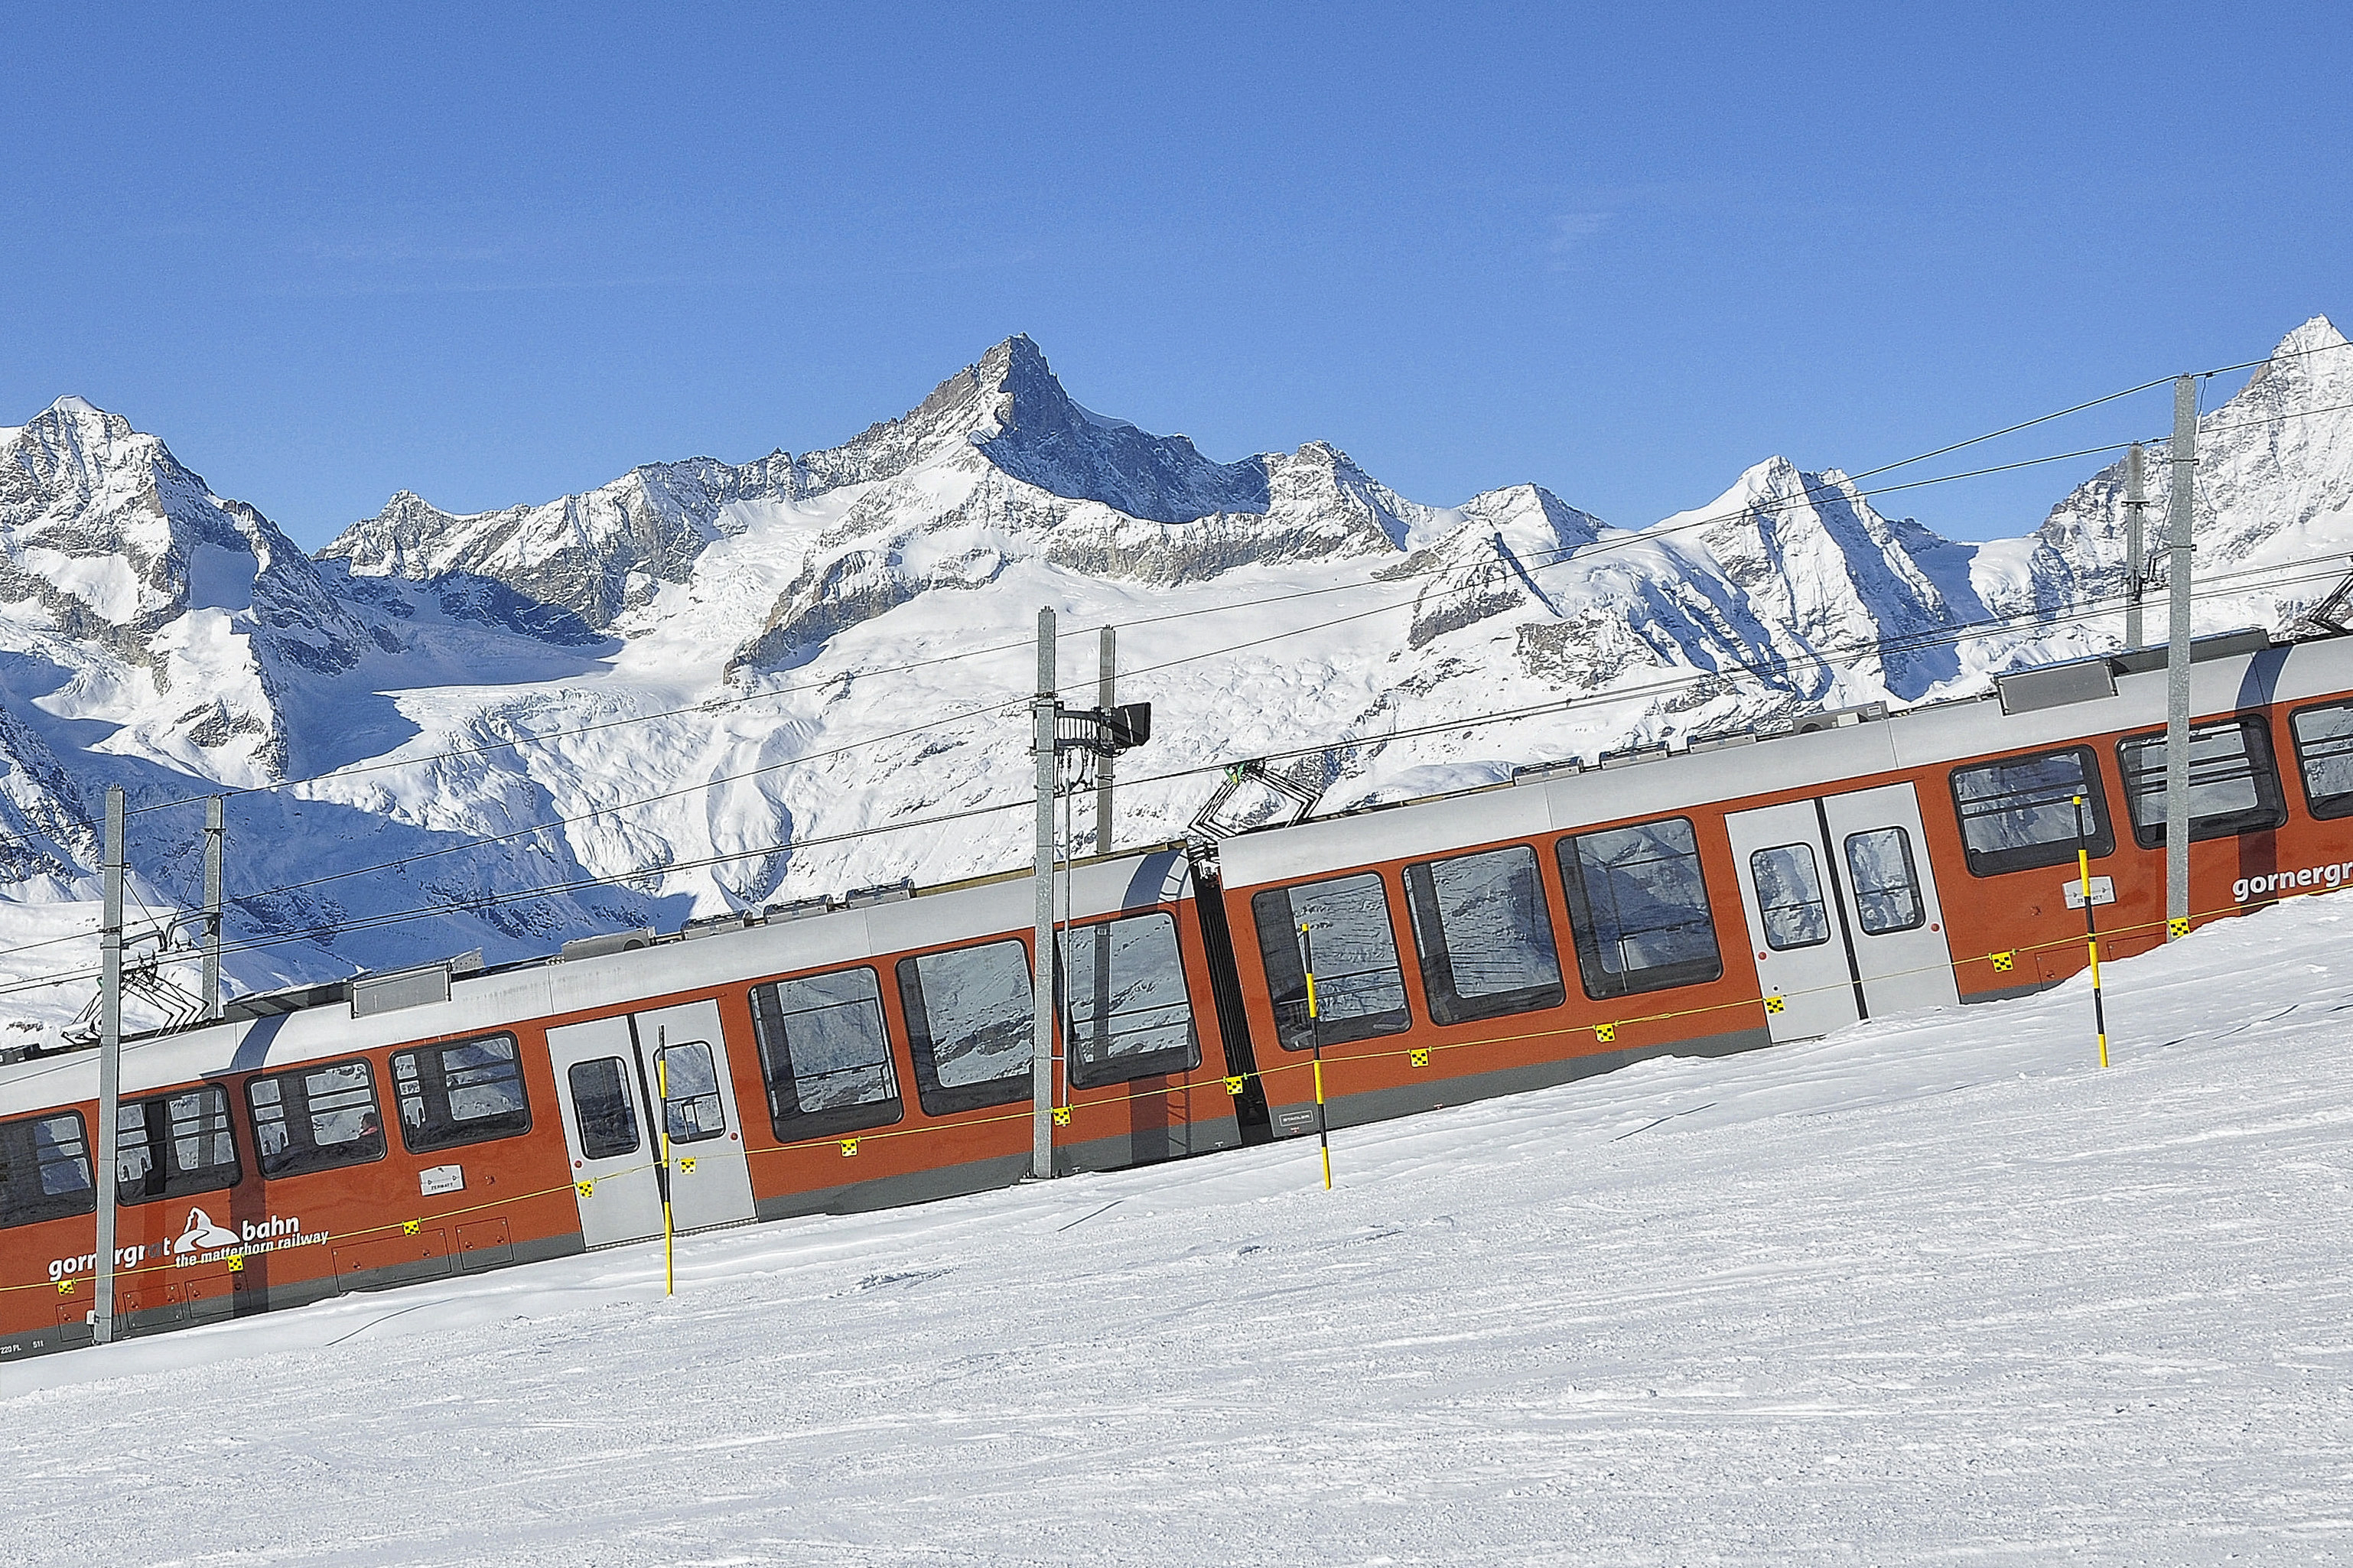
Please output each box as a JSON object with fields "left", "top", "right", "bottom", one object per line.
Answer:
{"left": 796, "top": 335, "right": 1273, "bottom": 524}
{"left": 324, "top": 453, "right": 804, "bottom": 630}
{"left": 0, "top": 396, "right": 376, "bottom": 785}
{"left": 34, "top": 393, "right": 134, "bottom": 441}
{"left": 5, "top": 395, "right": 155, "bottom": 505}
{"left": 2029, "top": 314, "right": 2353, "bottom": 588}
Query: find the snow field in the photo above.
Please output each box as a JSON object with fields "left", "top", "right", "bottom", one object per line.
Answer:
{"left": 5, "top": 895, "right": 2351, "bottom": 1564}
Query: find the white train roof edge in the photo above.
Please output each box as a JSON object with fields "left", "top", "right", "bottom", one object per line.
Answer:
{"left": 0, "top": 846, "right": 1193, "bottom": 1110}
{"left": 1212, "top": 631, "right": 2353, "bottom": 890}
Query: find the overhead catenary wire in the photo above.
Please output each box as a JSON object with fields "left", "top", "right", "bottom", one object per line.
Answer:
{"left": 20, "top": 346, "right": 2353, "bottom": 997}
{"left": 99, "top": 449, "right": 2000, "bottom": 921}
{"left": 10, "top": 546, "right": 2348, "bottom": 984}
{"left": 6, "top": 548, "right": 2341, "bottom": 1000}
{"left": 114, "top": 337, "right": 2353, "bottom": 825}
{"left": 167, "top": 419, "right": 2353, "bottom": 934}
{"left": 1105, "top": 558, "right": 2353, "bottom": 795}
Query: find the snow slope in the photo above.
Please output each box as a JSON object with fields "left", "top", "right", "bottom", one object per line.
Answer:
{"left": 3, "top": 322, "right": 2352, "bottom": 1046}
{"left": 5, "top": 894, "right": 2349, "bottom": 1564}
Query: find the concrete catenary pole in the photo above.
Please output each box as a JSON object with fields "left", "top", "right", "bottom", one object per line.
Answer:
{"left": 1030, "top": 607, "right": 1058, "bottom": 1180}
{"left": 2163, "top": 377, "right": 2197, "bottom": 938}
{"left": 2124, "top": 443, "right": 2147, "bottom": 651}
{"left": 94, "top": 786, "right": 124, "bottom": 1346}
{"left": 202, "top": 795, "right": 223, "bottom": 1020}
{"left": 1095, "top": 626, "right": 1115, "bottom": 855}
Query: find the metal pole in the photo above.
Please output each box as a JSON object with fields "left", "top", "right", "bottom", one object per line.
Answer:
{"left": 1095, "top": 626, "right": 1115, "bottom": 855}
{"left": 656, "top": 1031, "right": 673, "bottom": 1297}
{"left": 202, "top": 795, "right": 223, "bottom": 1020}
{"left": 2164, "top": 376, "right": 2196, "bottom": 939}
{"left": 2075, "top": 795, "right": 2110, "bottom": 1069}
{"left": 2124, "top": 443, "right": 2146, "bottom": 651}
{"left": 1299, "top": 922, "right": 1332, "bottom": 1191}
{"left": 1030, "top": 607, "right": 1057, "bottom": 1180}
{"left": 94, "top": 786, "right": 124, "bottom": 1346}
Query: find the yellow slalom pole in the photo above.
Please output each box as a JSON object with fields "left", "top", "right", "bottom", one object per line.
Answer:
{"left": 1313, "top": 1058, "right": 1331, "bottom": 1190}
{"left": 2074, "top": 794, "right": 2111, "bottom": 1069}
{"left": 1300, "top": 920, "right": 1333, "bottom": 1191}
{"left": 656, "top": 1047, "right": 675, "bottom": 1296}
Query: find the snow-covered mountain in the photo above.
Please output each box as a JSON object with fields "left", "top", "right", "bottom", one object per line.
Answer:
{"left": 2, "top": 318, "right": 2349, "bottom": 1043}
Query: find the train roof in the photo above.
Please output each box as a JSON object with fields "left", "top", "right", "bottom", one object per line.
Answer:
{"left": 1212, "top": 628, "right": 2353, "bottom": 890}
{"left": 1, "top": 845, "right": 1193, "bottom": 1110}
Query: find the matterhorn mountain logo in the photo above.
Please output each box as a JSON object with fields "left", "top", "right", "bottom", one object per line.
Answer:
{"left": 177, "top": 1208, "right": 241, "bottom": 1251}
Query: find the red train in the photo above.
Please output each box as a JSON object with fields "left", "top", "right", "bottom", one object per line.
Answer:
{"left": 8, "top": 626, "right": 2353, "bottom": 1358}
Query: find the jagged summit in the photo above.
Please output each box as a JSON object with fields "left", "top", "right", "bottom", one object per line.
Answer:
{"left": 792, "top": 335, "right": 1271, "bottom": 522}
{"left": 2270, "top": 314, "right": 2346, "bottom": 356}
{"left": 322, "top": 335, "right": 1274, "bottom": 627}
{"left": 2019, "top": 314, "right": 2353, "bottom": 615}
{"left": 324, "top": 455, "right": 802, "bottom": 629}
{"left": 965, "top": 336, "right": 1271, "bottom": 523}
{"left": 0, "top": 396, "right": 373, "bottom": 786}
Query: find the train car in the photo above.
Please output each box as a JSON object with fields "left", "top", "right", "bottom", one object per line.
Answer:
{"left": 1211, "top": 629, "right": 2353, "bottom": 1139}
{"left": 2, "top": 844, "right": 1245, "bottom": 1358}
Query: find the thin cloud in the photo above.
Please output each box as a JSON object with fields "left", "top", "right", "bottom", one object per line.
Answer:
{"left": 1547, "top": 210, "right": 1613, "bottom": 268}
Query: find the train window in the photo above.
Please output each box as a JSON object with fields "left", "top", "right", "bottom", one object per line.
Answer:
{"left": 1250, "top": 873, "right": 1412, "bottom": 1051}
{"left": 750, "top": 967, "right": 904, "bottom": 1140}
{"left": 567, "top": 1058, "right": 640, "bottom": 1160}
{"left": 1060, "top": 912, "right": 1202, "bottom": 1087}
{"left": 246, "top": 1059, "right": 387, "bottom": 1179}
{"left": 1948, "top": 746, "right": 2114, "bottom": 876}
{"left": 1557, "top": 818, "right": 1724, "bottom": 999}
{"left": 390, "top": 1035, "right": 531, "bottom": 1154}
{"left": 1749, "top": 844, "right": 1831, "bottom": 951}
{"left": 897, "top": 939, "right": 1034, "bottom": 1116}
{"left": 0, "top": 1111, "right": 95, "bottom": 1230}
{"left": 653, "top": 1041, "right": 729, "bottom": 1143}
{"left": 2288, "top": 701, "right": 2353, "bottom": 819}
{"left": 1402, "top": 845, "right": 1566, "bottom": 1025}
{"left": 116, "top": 1086, "right": 239, "bottom": 1205}
{"left": 1844, "top": 828, "right": 1927, "bottom": 935}
{"left": 2115, "top": 716, "right": 2287, "bottom": 848}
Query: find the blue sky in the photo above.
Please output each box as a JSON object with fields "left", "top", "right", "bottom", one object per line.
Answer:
{"left": 4, "top": 2, "right": 2346, "bottom": 549}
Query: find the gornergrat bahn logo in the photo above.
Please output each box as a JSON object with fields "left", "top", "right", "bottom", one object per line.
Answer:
{"left": 44, "top": 1206, "right": 329, "bottom": 1285}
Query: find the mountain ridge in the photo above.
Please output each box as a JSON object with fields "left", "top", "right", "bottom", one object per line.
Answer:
{"left": 0, "top": 317, "right": 2348, "bottom": 1043}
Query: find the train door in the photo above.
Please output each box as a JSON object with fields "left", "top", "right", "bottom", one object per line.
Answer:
{"left": 1726, "top": 782, "right": 1959, "bottom": 1043}
{"left": 547, "top": 999, "right": 757, "bottom": 1248}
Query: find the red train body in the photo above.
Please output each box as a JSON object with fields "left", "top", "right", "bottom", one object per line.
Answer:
{"left": 1219, "top": 631, "right": 2353, "bottom": 1133}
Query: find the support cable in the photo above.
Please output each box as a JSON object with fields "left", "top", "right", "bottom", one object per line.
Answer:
{"left": 115, "top": 340, "right": 2353, "bottom": 825}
